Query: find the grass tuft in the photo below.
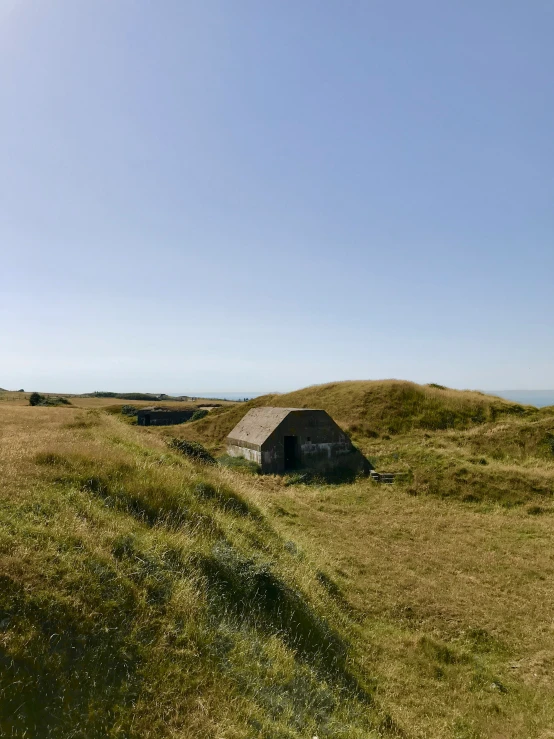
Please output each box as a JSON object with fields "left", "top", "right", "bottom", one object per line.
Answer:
{"left": 218, "top": 453, "right": 261, "bottom": 475}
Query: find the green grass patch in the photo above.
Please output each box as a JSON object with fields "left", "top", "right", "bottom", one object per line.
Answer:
{"left": 217, "top": 453, "right": 261, "bottom": 475}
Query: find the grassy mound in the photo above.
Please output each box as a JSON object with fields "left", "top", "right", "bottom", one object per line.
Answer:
{"left": 268, "top": 381, "right": 534, "bottom": 435}
{"left": 166, "top": 380, "right": 536, "bottom": 451}
{"left": 29, "top": 392, "right": 72, "bottom": 407}
{"left": 165, "top": 380, "right": 552, "bottom": 507}
{"left": 0, "top": 406, "right": 388, "bottom": 738}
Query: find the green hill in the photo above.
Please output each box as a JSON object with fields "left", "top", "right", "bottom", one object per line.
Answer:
{"left": 169, "top": 379, "right": 553, "bottom": 507}
{"left": 168, "top": 380, "right": 537, "bottom": 451}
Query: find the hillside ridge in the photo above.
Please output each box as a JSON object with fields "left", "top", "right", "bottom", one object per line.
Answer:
{"left": 168, "top": 379, "right": 536, "bottom": 450}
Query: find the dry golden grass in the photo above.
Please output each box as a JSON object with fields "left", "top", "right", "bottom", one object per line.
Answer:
{"left": 72, "top": 397, "right": 234, "bottom": 409}
{"left": 3, "top": 380, "right": 554, "bottom": 738}
{"left": 0, "top": 404, "right": 387, "bottom": 738}
{"left": 0, "top": 390, "right": 234, "bottom": 409}
{"left": 168, "top": 380, "right": 538, "bottom": 454}
{"left": 254, "top": 478, "right": 554, "bottom": 737}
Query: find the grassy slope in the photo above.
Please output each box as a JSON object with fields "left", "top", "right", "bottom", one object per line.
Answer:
{"left": 0, "top": 405, "right": 388, "bottom": 739}
{"left": 169, "top": 381, "right": 536, "bottom": 451}
{"left": 2, "top": 383, "right": 554, "bottom": 738}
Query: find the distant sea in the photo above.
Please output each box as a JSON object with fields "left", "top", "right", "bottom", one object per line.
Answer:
{"left": 178, "top": 392, "right": 268, "bottom": 401}
{"left": 486, "top": 390, "right": 554, "bottom": 408}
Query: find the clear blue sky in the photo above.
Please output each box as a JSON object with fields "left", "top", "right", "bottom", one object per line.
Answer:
{"left": 2, "top": 1, "right": 553, "bottom": 394}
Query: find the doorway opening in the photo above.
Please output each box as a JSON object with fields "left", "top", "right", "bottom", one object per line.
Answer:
{"left": 144, "top": 415, "right": 151, "bottom": 426}
{"left": 284, "top": 435, "right": 299, "bottom": 471}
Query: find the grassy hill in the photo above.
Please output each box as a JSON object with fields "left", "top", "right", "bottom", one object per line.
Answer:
{"left": 2, "top": 384, "right": 554, "bottom": 737}
{"left": 0, "top": 405, "right": 388, "bottom": 738}
{"left": 166, "top": 380, "right": 554, "bottom": 505}
{"left": 167, "top": 380, "right": 537, "bottom": 449}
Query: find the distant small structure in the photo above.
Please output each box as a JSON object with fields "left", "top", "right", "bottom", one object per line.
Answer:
{"left": 137, "top": 407, "right": 195, "bottom": 427}
{"left": 226, "top": 407, "right": 372, "bottom": 475}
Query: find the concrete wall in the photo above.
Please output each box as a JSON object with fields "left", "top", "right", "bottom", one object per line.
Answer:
{"left": 226, "top": 443, "right": 262, "bottom": 466}
{"left": 260, "top": 410, "right": 371, "bottom": 475}
{"left": 137, "top": 410, "right": 195, "bottom": 426}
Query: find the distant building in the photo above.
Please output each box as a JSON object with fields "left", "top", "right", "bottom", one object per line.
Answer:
{"left": 137, "top": 407, "right": 195, "bottom": 426}
{"left": 226, "top": 407, "right": 372, "bottom": 475}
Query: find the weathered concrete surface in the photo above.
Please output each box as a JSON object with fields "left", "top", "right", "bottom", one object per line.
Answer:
{"left": 226, "top": 407, "right": 372, "bottom": 475}
{"left": 226, "top": 444, "right": 262, "bottom": 465}
{"left": 137, "top": 407, "right": 195, "bottom": 426}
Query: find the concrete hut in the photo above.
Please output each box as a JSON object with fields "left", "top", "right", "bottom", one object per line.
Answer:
{"left": 137, "top": 407, "right": 195, "bottom": 426}
{"left": 226, "top": 407, "right": 372, "bottom": 475}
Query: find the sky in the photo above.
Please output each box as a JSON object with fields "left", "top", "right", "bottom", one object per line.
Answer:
{"left": 1, "top": 0, "right": 553, "bottom": 394}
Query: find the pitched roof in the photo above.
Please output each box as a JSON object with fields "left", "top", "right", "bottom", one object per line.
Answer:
{"left": 226, "top": 407, "right": 307, "bottom": 448}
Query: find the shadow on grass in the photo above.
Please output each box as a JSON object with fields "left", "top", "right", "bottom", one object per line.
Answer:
{"left": 193, "top": 544, "right": 372, "bottom": 701}
{"left": 167, "top": 438, "right": 216, "bottom": 464}
{"left": 0, "top": 571, "right": 142, "bottom": 738}
{"left": 35, "top": 450, "right": 259, "bottom": 532}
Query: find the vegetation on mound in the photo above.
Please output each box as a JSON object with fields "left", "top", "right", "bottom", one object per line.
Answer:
{"left": 0, "top": 408, "right": 389, "bottom": 738}
{"left": 273, "top": 381, "right": 534, "bottom": 435}
{"left": 168, "top": 438, "right": 217, "bottom": 465}
{"left": 29, "top": 392, "right": 71, "bottom": 407}
{"left": 162, "top": 380, "right": 554, "bottom": 505}
{"left": 166, "top": 380, "right": 537, "bottom": 452}
{"left": 190, "top": 408, "right": 209, "bottom": 422}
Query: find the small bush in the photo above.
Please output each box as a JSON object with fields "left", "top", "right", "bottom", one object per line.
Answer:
{"left": 526, "top": 505, "right": 545, "bottom": 516}
{"left": 121, "top": 405, "right": 138, "bottom": 416}
{"left": 543, "top": 434, "right": 554, "bottom": 456}
{"left": 168, "top": 439, "right": 216, "bottom": 464}
{"left": 190, "top": 409, "right": 208, "bottom": 422}
{"left": 29, "top": 393, "right": 71, "bottom": 407}
{"left": 29, "top": 392, "right": 43, "bottom": 406}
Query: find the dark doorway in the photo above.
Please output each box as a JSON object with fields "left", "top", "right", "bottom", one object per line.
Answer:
{"left": 144, "top": 415, "right": 151, "bottom": 427}
{"left": 284, "top": 435, "right": 299, "bottom": 470}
